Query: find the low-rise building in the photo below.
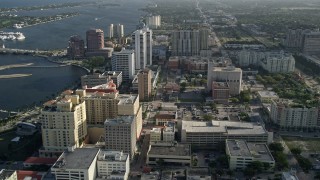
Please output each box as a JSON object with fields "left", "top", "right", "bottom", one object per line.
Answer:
{"left": 212, "top": 82, "right": 229, "bottom": 104}
{"left": 155, "top": 111, "right": 177, "bottom": 126}
{"left": 181, "top": 120, "right": 271, "bottom": 147}
{"left": 23, "top": 157, "right": 57, "bottom": 167}
{"left": 257, "top": 91, "right": 279, "bottom": 103}
{"left": 150, "top": 122, "right": 176, "bottom": 142}
{"left": 51, "top": 148, "right": 100, "bottom": 180}
{"left": 186, "top": 168, "right": 211, "bottom": 180}
{"left": 226, "top": 140, "right": 275, "bottom": 170}
{"left": 147, "top": 142, "right": 191, "bottom": 166}
{"left": 81, "top": 72, "right": 123, "bottom": 88}
{"left": 96, "top": 150, "right": 129, "bottom": 180}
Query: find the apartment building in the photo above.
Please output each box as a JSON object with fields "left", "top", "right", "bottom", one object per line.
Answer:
{"left": 104, "top": 116, "right": 137, "bottom": 159}
{"left": 39, "top": 91, "right": 87, "bottom": 157}
{"left": 138, "top": 69, "right": 152, "bottom": 101}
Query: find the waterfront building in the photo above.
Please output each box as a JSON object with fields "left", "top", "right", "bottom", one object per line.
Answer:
{"left": 109, "top": 24, "right": 114, "bottom": 38}
{"left": 270, "top": 99, "right": 320, "bottom": 130}
{"left": 302, "top": 31, "right": 320, "bottom": 56}
{"left": 146, "top": 142, "right": 191, "bottom": 166}
{"left": 104, "top": 116, "right": 137, "bottom": 159}
{"left": 39, "top": 91, "right": 87, "bottom": 157}
{"left": 86, "top": 29, "right": 104, "bottom": 52}
{"left": 226, "top": 140, "right": 275, "bottom": 170}
{"left": 146, "top": 15, "right": 161, "bottom": 29}
{"left": 181, "top": 120, "right": 271, "bottom": 147}
{"left": 115, "top": 24, "right": 124, "bottom": 39}
{"left": 81, "top": 71, "right": 123, "bottom": 88}
{"left": 67, "top": 35, "right": 85, "bottom": 59}
{"left": 207, "top": 64, "right": 242, "bottom": 95}
{"left": 96, "top": 150, "right": 130, "bottom": 180}
{"left": 111, "top": 48, "right": 135, "bottom": 80}
{"left": 138, "top": 68, "right": 152, "bottom": 101}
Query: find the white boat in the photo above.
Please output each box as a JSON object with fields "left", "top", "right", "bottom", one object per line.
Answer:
{"left": 13, "top": 24, "right": 22, "bottom": 29}
{"left": 16, "top": 33, "right": 25, "bottom": 40}
{"left": 0, "top": 31, "right": 25, "bottom": 41}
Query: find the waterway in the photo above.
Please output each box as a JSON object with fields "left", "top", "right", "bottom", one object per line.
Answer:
{"left": 0, "top": 54, "right": 88, "bottom": 119}
{"left": 1, "top": 0, "right": 146, "bottom": 50}
{"left": 0, "top": 0, "right": 147, "bottom": 119}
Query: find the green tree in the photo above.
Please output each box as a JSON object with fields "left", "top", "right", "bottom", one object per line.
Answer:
{"left": 290, "top": 147, "right": 302, "bottom": 155}
{"left": 203, "top": 114, "right": 213, "bottom": 121}
{"left": 180, "top": 82, "right": 187, "bottom": 92}
{"left": 269, "top": 142, "right": 284, "bottom": 152}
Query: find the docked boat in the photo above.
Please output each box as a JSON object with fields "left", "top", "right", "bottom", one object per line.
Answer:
{"left": 13, "top": 24, "right": 23, "bottom": 29}
{"left": 0, "top": 31, "right": 25, "bottom": 41}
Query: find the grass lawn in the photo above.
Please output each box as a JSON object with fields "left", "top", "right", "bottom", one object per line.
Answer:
{"left": 282, "top": 136, "right": 320, "bottom": 152}
{"left": 0, "top": 130, "right": 42, "bottom": 161}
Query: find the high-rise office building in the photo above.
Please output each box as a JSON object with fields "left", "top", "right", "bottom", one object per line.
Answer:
{"left": 132, "top": 30, "right": 147, "bottom": 70}
{"left": 109, "top": 24, "right": 114, "bottom": 38}
{"left": 114, "top": 24, "right": 124, "bottom": 39}
{"left": 171, "top": 30, "right": 200, "bottom": 56}
{"left": 67, "top": 35, "right": 85, "bottom": 58}
{"left": 199, "top": 28, "right": 209, "bottom": 50}
{"left": 104, "top": 116, "right": 137, "bottom": 159}
{"left": 86, "top": 29, "right": 104, "bottom": 52}
{"left": 146, "top": 15, "right": 161, "bottom": 29}
{"left": 283, "top": 29, "right": 307, "bottom": 48}
{"left": 302, "top": 31, "right": 320, "bottom": 55}
{"left": 132, "top": 27, "right": 153, "bottom": 69}
{"left": 39, "top": 91, "right": 87, "bottom": 157}
{"left": 111, "top": 48, "right": 135, "bottom": 80}
{"left": 138, "top": 69, "right": 152, "bottom": 101}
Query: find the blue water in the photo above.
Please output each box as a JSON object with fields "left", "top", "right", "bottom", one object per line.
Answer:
{"left": 0, "top": 0, "right": 148, "bottom": 119}
{"left": 1, "top": 0, "right": 147, "bottom": 50}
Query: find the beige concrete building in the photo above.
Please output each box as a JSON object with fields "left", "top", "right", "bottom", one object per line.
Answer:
{"left": 51, "top": 148, "right": 99, "bottom": 180}
{"left": 78, "top": 84, "right": 142, "bottom": 140}
{"left": 181, "top": 120, "right": 271, "bottom": 147}
{"left": 257, "top": 91, "right": 279, "bottom": 103}
{"left": 104, "top": 116, "right": 137, "bottom": 159}
{"left": 270, "top": 99, "right": 320, "bottom": 130}
{"left": 150, "top": 122, "right": 175, "bottom": 142}
{"left": 138, "top": 69, "right": 152, "bottom": 101}
{"left": 40, "top": 91, "right": 87, "bottom": 157}
{"left": 212, "top": 82, "right": 230, "bottom": 104}
{"left": 147, "top": 142, "right": 191, "bottom": 166}
{"left": 96, "top": 150, "right": 130, "bottom": 180}
{"left": 81, "top": 71, "right": 123, "bottom": 88}
{"left": 226, "top": 140, "right": 275, "bottom": 170}
{"left": 207, "top": 64, "right": 242, "bottom": 95}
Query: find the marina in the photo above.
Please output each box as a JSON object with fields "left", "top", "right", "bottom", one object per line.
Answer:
{"left": 0, "top": 31, "right": 25, "bottom": 41}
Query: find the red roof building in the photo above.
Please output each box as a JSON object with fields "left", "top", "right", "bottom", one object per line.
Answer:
{"left": 16, "top": 170, "right": 45, "bottom": 180}
{"left": 23, "top": 157, "right": 57, "bottom": 167}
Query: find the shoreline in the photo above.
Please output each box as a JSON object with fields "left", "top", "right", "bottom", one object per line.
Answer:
{"left": 0, "top": 73, "right": 32, "bottom": 79}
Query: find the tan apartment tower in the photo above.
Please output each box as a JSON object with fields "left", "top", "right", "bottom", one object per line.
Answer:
{"left": 39, "top": 90, "right": 87, "bottom": 157}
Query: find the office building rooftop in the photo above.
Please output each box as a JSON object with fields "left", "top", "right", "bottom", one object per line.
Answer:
{"left": 149, "top": 143, "right": 190, "bottom": 156}
{"left": 52, "top": 148, "right": 99, "bottom": 170}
